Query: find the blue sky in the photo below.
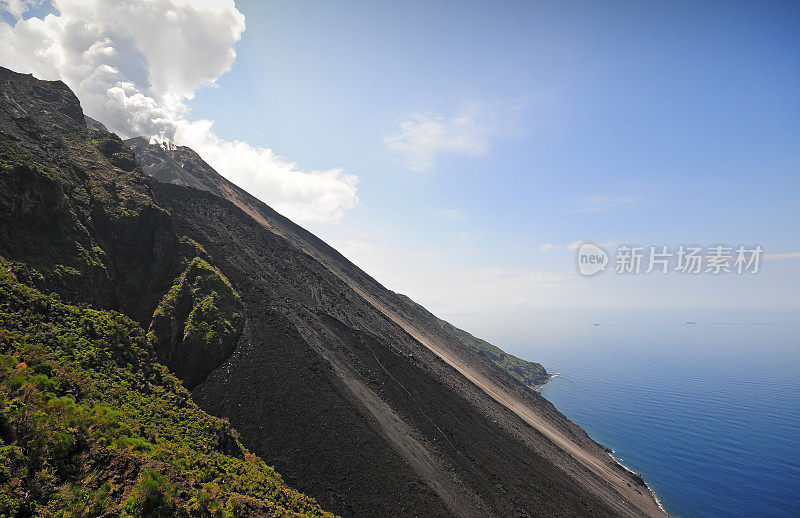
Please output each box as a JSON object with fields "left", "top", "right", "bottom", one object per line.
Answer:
{"left": 3, "top": 0, "right": 798, "bottom": 317}
{"left": 184, "top": 0, "right": 800, "bottom": 314}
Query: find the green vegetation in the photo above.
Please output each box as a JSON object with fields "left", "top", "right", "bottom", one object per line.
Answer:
{"left": 0, "top": 265, "right": 334, "bottom": 517}
{"left": 397, "top": 294, "right": 550, "bottom": 389}
{"left": 148, "top": 257, "right": 244, "bottom": 388}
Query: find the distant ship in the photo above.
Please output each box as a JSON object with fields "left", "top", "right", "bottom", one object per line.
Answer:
{"left": 685, "top": 321, "right": 698, "bottom": 325}
{"left": 594, "top": 322, "right": 600, "bottom": 326}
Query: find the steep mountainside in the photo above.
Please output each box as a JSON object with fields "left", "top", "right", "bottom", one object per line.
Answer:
{"left": 125, "top": 117, "right": 666, "bottom": 517}
{"left": 0, "top": 66, "right": 667, "bottom": 517}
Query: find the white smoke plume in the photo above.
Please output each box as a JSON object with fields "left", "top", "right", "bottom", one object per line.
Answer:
{"left": 0, "top": 0, "right": 358, "bottom": 223}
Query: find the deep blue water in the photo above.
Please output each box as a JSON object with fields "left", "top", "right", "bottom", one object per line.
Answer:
{"left": 448, "top": 310, "right": 800, "bottom": 517}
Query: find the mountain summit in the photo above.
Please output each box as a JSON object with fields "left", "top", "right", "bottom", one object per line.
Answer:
{"left": 0, "top": 66, "right": 666, "bottom": 517}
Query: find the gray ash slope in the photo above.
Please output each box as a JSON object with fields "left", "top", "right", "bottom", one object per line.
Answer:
{"left": 125, "top": 139, "right": 667, "bottom": 517}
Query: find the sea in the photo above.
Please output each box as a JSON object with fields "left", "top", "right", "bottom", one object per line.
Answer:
{"left": 448, "top": 309, "right": 800, "bottom": 517}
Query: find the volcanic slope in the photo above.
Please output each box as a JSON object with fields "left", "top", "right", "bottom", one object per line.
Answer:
{"left": 126, "top": 138, "right": 667, "bottom": 517}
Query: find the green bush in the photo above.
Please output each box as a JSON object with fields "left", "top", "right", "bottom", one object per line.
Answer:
{"left": 123, "top": 468, "right": 178, "bottom": 518}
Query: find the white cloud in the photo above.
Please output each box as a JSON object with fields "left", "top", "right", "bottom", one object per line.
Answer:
{"left": 0, "top": 0, "right": 244, "bottom": 136}
{"left": 384, "top": 100, "right": 523, "bottom": 172}
{"left": 575, "top": 196, "right": 643, "bottom": 213}
{"left": 441, "top": 209, "right": 467, "bottom": 221}
{"left": 764, "top": 250, "right": 800, "bottom": 260}
{"left": 174, "top": 119, "right": 358, "bottom": 222}
{"left": 566, "top": 240, "right": 615, "bottom": 250}
{"left": 537, "top": 241, "right": 615, "bottom": 252}
{"left": 0, "top": 0, "right": 39, "bottom": 18}
{"left": 0, "top": 0, "right": 358, "bottom": 223}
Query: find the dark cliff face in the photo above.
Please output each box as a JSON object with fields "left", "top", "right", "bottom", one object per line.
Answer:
{"left": 0, "top": 67, "right": 176, "bottom": 324}
{"left": 0, "top": 66, "right": 666, "bottom": 518}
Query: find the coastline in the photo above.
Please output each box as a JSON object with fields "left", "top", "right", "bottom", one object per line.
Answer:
{"left": 609, "top": 453, "right": 667, "bottom": 513}
{"left": 539, "top": 371, "right": 667, "bottom": 514}
{"left": 534, "top": 371, "right": 558, "bottom": 392}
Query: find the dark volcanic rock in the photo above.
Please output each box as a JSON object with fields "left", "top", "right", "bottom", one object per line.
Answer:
{"left": 84, "top": 114, "right": 109, "bottom": 132}
{"left": 125, "top": 136, "right": 226, "bottom": 196}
